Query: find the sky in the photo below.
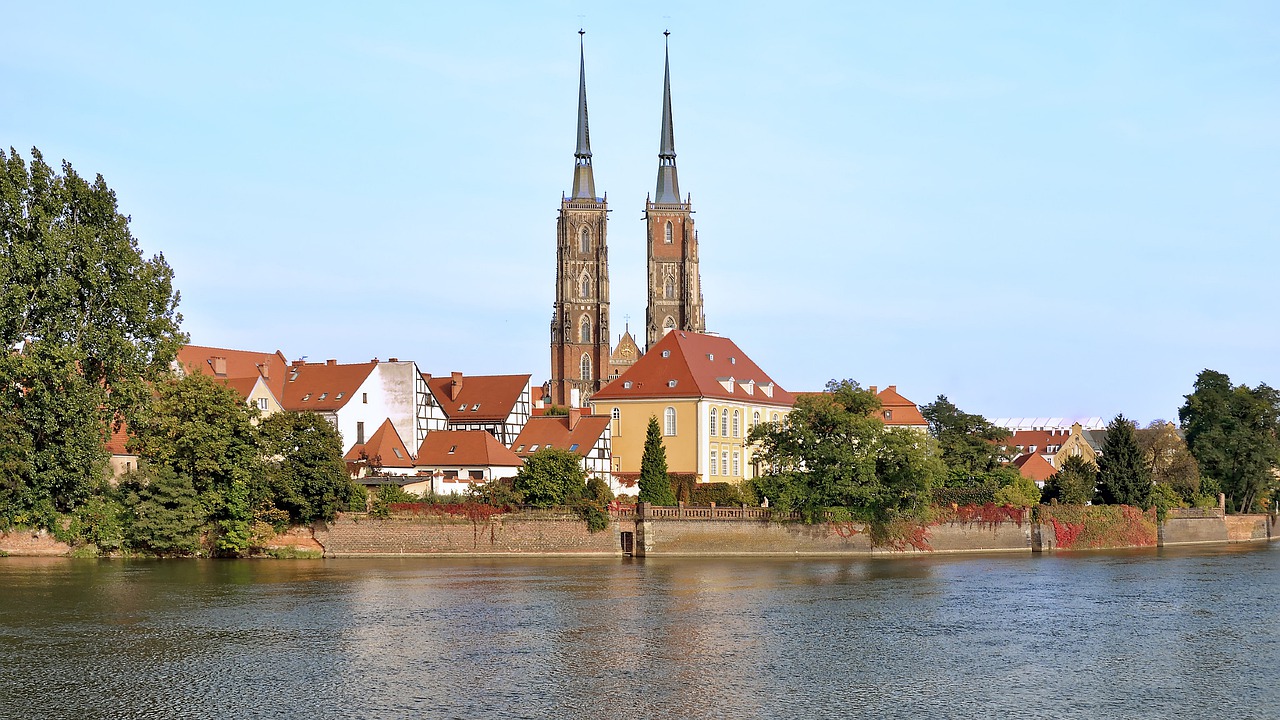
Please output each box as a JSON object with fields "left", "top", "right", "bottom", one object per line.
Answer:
{"left": 3, "top": 2, "right": 1278, "bottom": 425}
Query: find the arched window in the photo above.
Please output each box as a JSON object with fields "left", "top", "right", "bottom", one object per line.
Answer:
{"left": 771, "top": 412, "right": 779, "bottom": 423}
{"left": 664, "top": 407, "right": 677, "bottom": 436}
{"left": 611, "top": 406, "right": 620, "bottom": 436}
{"left": 663, "top": 275, "right": 675, "bottom": 300}
{"left": 579, "top": 274, "right": 591, "bottom": 299}
{"left": 579, "top": 227, "right": 590, "bottom": 253}
{"left": 664, "top": 221, "right": 673, "bottom": 244}
{"left": 579, "top": 315, "right": 591, "bottom": 343}
{"left": 709, "top": 407, "right": 717, "bottom": 436}
{"left": 580, "top": 353, "right": 592, "bottom": 381}
{"left": 753, "top": 411, "right": 760, "bottom": 429}
{"left": 721, "top": 408, "right": 729, "bottom": 437}
{"left": 663, "top": 316, "right": 675, "bottom": 333}
{"left": 732, "top": 409, "right": 741, "bottom": 437}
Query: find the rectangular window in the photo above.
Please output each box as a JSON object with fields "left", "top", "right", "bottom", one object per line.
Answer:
{"left": 732, "top": 451, "right": 740, "bottom": 477}
{"left": 721, "top": 447, "right": 729, "bottom": 476}
{"left": 468, "top": 470, "right": 484, "bottom": 480}
{"left": 356, "top": 421, "right": 365, "bottom": 445}
{"left": 443, "top": 470, "right": 458, "bottom": 480}
{"left": 363, "top": 393, "right": 368, "bottom": 404}
{"left": 257, "top": 397, "right": 268, "bottom": 411}
{"left": 710, "top": 449, "right": 718, "bottom": 476}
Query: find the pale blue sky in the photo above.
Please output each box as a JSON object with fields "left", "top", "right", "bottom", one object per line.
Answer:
{"left": 4, "top": 2, "right": 1277, "bottom": 424}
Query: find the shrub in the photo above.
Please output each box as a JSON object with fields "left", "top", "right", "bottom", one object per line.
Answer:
{"left": 691, "top": 482, "right": 755, "bottom": 507}
{"left": 994, "top": 475, "right": 1041, "bottom": 508}
{"left": 585, "top": 477, "right": 613, "bottom": 503}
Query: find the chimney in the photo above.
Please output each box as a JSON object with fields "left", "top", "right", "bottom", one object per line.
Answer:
{"left": 257, "top": 362, "right": 268, "bottom": 381}
{"left": 388, "top": 357, "right": 398, "bottom": 362}
{"left": 887, "top": 385, "right": 896, "bottom": 393}
{"left": 327, "top": 359, "right": 337, "bottom": 366}
{"left": 568, "top": 406, "right": 582, "bottom": 429}
{"left": 450, "top": 372, "right": 463, "bottom": 401}
{"left": 869, "top": 385, "right": 878, "bottom": 395}
{"left": 211, "top": 357, "right": 227, "bottom": 377}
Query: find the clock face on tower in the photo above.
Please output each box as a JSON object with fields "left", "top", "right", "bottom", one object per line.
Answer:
{"left": 621, "top": 347, "right": 634, "bottom": 359}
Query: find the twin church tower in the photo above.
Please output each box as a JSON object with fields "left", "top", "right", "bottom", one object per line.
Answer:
{"left": 549, "top": 32, "right": 705, "bottom": 406}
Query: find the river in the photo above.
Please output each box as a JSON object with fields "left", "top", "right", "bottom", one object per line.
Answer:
{"left": 1, "top": 545, "right": 1277, "bottom": 719}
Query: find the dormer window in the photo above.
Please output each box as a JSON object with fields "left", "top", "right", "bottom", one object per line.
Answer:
{"left": 884, "top": 410, "right": 893, "bottom": 420}
{"left": 661, "top": 350, "right": 670, "bottom": 358}
{"left": 569, "top": 443, "right": 579, "bottom": 452}
{"left": 530, "top": 444, "right": 539, "bottom": 452}
{"left": 707, "top": 354, "right": 714, "bottom": 361}
{"left": 318, "top": 392, "right": 328, "bottom": 400}
{"left": 623, "top": 381, "right": 633, "bottom": 389}
{"left": 448, "top": 445, "right": 457, "bottom": 454}
{"left": 392, "top": 448, "right": 403, "bottom": 459}
{"left": 458, "top": 404, "right": 467, "bottom": 412}
{"left": 335, "top": 392, "right": 344, "bottom": 400}
{"left": 302, "top": 393, "right": 311, "bottom": 401}
{"left": 471, "top": 404, "right": 480, "bottom": 411}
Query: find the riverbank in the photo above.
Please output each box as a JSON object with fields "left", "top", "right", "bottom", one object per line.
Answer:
{"left": 4, "top": 505, "right": 1275, "bottom": 558}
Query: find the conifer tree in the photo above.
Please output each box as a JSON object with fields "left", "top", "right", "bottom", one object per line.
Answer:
{"left": 638, "top": 416, "right": 675, "bottom": 505}
{"left": 1095, "top": 414, "right": 1150, "bottom": 506}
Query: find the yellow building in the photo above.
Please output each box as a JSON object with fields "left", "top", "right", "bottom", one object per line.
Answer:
{"left": 590, "top": 331, "right": 794, "bottom": 485}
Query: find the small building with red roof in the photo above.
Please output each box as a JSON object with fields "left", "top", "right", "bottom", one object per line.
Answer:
{"left": 590, "top": 330, "right": 793, "bottom": 484}
{"left": 344, "top": 418, "right": 416, "bottom": 478}
{"left": 412, "top": 430, "right": 524, "bottom": 496}
{"left": 177, "top": 344, "right": 288, "bottom": 417}
{"left": 1012, "top": 452, "right": 1057, "bottom": 487}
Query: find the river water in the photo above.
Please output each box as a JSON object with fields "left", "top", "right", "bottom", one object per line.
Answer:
{"left": 1, "top": 545, "right": 1278, "bottom": 719}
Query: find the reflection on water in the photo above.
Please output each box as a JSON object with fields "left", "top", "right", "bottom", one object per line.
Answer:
{"left": 1, "top": 546, "right": 1278, "bottom": 719}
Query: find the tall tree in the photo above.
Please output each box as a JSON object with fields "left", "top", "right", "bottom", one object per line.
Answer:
{"left": 638, "top": 416, "right": 676, "bottom": 505}
{"left": 0, "top": 147, "right": 185, "bottom": 517}
{"left": 1095, "top": 414, "right": 1150, "bottom": 506}
{"left": 258, "top": 411, "right": 358, "bottom": 523}
{"left": 1180, "top": 370, "right": 1280, "bottom": 512}
{"left": 129, "top": 373, "right": 258, "bottom": 555}
{"left": 920, "top": 395, "right": 1010, "bottom": 478}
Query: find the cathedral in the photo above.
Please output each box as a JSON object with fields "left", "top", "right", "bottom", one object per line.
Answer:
{"left": 549, "top": 32, "right": 706, "bottom": 407}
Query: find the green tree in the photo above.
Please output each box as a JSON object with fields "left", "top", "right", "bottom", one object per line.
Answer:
{"left": 1042, "top": 455, "right": 1097, "bottom": 505}
{"left": 0, "top": 148, "right": 185, "bottom": 517}
{"left": 129, "top": 373, "right": 258, "bottom": 555}
{"left": 1179, "top": 370, "right": 1280, "bottom": 513}
{"left": 638, "top": 415, "right": 676, "bottom": 505}
{"left": 120, "top": 466, "right": 206, "bottom": 555}
{"left": 258, "top": 411, "right": 357, "bottom": 523}
{"left": 513, "top": 447, "right": 588, "bottom": 507}
{"left": 750, "top": 380, "right": 944, "bottom": 522}
{"left": 1095, "top": 414, "right": 1150, "bottom": 506}
{"left": 994, "top": 474, "right": 1042, "bottom": 508}
{"left": 920, "top": 395, "right": 1010, "bottom": 477}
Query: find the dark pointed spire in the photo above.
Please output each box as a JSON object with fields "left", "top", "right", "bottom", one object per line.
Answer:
{"left": 654, "top": 30, "right": 680, "bottom": 204}
{"left": 571, "top": 29, "right": 596, "bottom": 200}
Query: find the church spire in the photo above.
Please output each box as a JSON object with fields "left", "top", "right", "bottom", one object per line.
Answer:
{"left": 571, "top": 29, "right": 596, "bottom": 200}
{"left": 654, "top": 31, "right": 680, "bottom": 204}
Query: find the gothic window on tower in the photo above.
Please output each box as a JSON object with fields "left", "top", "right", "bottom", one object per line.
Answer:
{"left": 664, "top": 221, "right": 673, "bottom": 244}
{"left": 580, "top": 353, "right": 592, "bottom": 381}
{"left": 663, "top": 274, "right": 675, "bottom": 300}
{"left": 580, "top": 274, "right": 591, "bottom": 299}
{"left": 579, "top": 315, "right": 592, "bottom": 343}
{"left": 580, "top": 227, "right": 590, "bottom": 253}
{"left": 663, "top": 316, "right": 675, "bottom": 333}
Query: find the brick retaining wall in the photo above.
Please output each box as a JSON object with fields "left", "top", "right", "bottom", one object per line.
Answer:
{"left": 316, "top": 510, "right": 622, "bottom": 556}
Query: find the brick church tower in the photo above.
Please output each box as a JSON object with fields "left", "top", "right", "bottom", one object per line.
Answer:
{"left": 644, "top": 32, "right": 705, "bottom": 351}
{"left": 550, "top": 32, "right": 611, "bottom": 407}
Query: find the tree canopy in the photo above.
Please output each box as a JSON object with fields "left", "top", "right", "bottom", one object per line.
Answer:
{"left": 750, "top": 379, "right": 945, "bottom": 522}
{"left": 920, "top": 395, "right": 1010, "bottom": 478}
{"left": 1179, "top": 370, "right": 1280, "bottom": 513}
{"left": 1042, "top": 455, "right": 1097, "bottom": 506}
{"left": 513, "top": 446, "right": 589, "bottom": 507}
{"left": 0, "top": 147, "right": 185, "bottom": 522}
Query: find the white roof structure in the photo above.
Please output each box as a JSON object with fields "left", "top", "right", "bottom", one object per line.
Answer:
{"left": 991, "top": 417, "right": 1106, "bottom": 431}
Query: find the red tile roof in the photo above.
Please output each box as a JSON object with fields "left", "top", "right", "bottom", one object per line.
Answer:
{"left": 1012, "top": 453, "right": 1057, "bottom": 482}
{"left": 512, "top": 414, "right": 610, "bottom": 457}
{"left": 177, "top": 345, "right": 289, "bottom": 400}
{"left": 219, "top": 376, "right": 261, "bottom": 402}
{"left": 426, "top": 373, "right": 530, "bottom": 422}
{"left": 344, "top": 418, "right": 414, "bottom": 468}
{"left": 413, "top": 430, "right": 524, "bottom": 468}
{"left": 281, "top": 360, "right": 377, "bottom": 412}
{"left": 591, "top": 331, "right": 793, "bottom": 405}
{"left": 105, "top": 420, "right": 133, "bottom": 456}
{"left": 872, "top": 385, "right": 928, "bottom": 427}
{"left": 1007, "top": 429, "right": 1072, "bottom": 455}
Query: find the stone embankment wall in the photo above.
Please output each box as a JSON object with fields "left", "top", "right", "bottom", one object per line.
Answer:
{"left": 316, "top": 509, "right": 621, "bottom": 556}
